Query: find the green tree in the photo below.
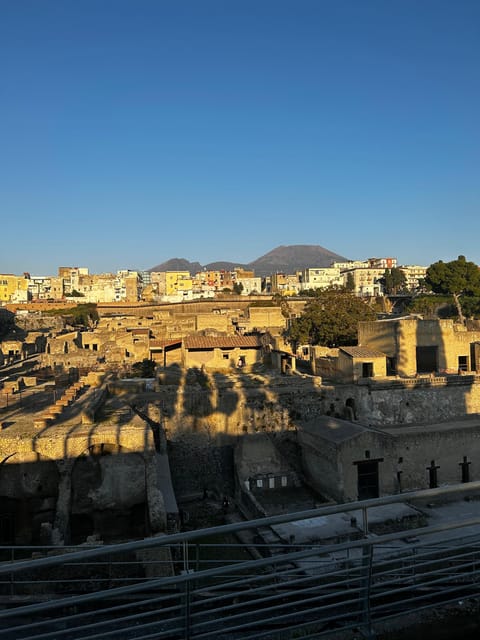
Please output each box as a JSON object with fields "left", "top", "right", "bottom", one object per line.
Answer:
{"left": 345, "top": 272, "right": 355, "bottom": 293}
{"left": 68, "top": 303, "right": 99, "bottom": 328}
{"left": 380, "top": 268, "right": 407, "bottom": 295}
{"left": 65, "top": 289, "right": 85, "bottom": 297}
{"left": 285, "top": 289, "right": 376, "bottom": 349}
{"left": 233, "top": 282, "right": 244, "bottom": 295}
{"left": 131, "top": 359, "right": 156, "bottom": 378}
{"left": 425, "top": 256, "right": 480, "bottom": 323}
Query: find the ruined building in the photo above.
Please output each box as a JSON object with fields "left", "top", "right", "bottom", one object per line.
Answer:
{"left": 2, "top": 308, "right": 480, "bottom": 545}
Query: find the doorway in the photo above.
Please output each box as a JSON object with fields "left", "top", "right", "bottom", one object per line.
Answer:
{"left": 362, "top": 362, "right": 373, "bottom": 378}
{"left": 356, "top": 460, "right": 381, "bottom": 500}
{"left": 416, "top": 346, "right": 438, "bottom": 373}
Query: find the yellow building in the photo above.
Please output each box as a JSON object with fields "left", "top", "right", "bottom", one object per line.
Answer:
{"left": 0, "top": 274, "right": 29, "bottom": 303}
{"left": 165, "top": 271, "right": 193, "bottom": 296}
{"left": 359, "top": 317, "right": 480, "bottom": 377}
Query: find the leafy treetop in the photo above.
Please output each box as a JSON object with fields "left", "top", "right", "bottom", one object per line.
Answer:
{"left": 425, "top": 256, "right": 480, "bottom": 323}
{"left": 285, "top": 288, "right": 376, "bottom": 349}
{"left": 379, "top": 267, "right": 407, "bottom": 295}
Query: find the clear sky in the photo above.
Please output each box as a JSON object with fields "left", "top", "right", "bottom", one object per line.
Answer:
{"left": 1, "top": 0, "right": 479, "bottom": 275}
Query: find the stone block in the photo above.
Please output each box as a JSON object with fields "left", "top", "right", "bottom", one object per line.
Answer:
{"left": 34, "top": 418, "right": 50, "bottom": 429}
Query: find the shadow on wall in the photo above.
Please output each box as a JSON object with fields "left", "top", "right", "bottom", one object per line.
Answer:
{"left": 0, "top": 448, "right": 152, "bottom": 546}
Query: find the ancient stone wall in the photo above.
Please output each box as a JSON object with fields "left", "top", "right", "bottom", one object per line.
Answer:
{"left": 359, "top": 318, "right": 480, "bottom": 376}
{"left": 319, "top": 376, "right": 480, "bottom": 427}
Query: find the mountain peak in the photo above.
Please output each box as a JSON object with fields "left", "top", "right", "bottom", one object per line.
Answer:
{"left": 149, "top": 244, "right": 348, "bottom": 277}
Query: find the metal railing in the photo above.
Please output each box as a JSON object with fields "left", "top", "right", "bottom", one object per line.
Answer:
{"left": 0, "top": 483, "right": 480, "bottom": 639}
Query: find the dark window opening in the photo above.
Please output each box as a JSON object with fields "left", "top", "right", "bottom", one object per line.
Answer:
{"left": 356, "top": 460, "right": 380, "bottom": 500}
{"left": 362, "top": 362, "right": 373, "bottom": 378}
{"left": 70, "top": 514, "right": 94, "bottom": 545}
{"left": 458, "top": 355, "right": 468, "bottom": 372}
{"left": 387, "top": 356, "right": 397, "bottom": 376}
{"left": 427, "top": 460, "right": 439, "bottom": 488}
{"left": 416, "top": 346, "right": 438, "bottom": 374}
{"left": 460, "top": 456, "right": 471, "bottom": 483}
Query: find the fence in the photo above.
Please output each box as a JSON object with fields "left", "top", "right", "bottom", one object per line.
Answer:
{"left": 0, "top": 483, "right": 480, "bottom": 639}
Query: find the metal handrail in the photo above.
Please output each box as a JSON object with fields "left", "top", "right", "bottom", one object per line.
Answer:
{"left": 0, "top": 483, "right": 480, "bottom": 639}
{"left": 2, "top": 480, "right": 480, "bottom": 577}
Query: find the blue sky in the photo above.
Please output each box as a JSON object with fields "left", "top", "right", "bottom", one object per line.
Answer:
{"left": 1, "top": 0, "right": 479, "bottom": 275}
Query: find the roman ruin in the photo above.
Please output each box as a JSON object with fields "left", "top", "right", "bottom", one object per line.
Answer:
{"left": 2, "top": 300, "right": 480, "bottom": 546}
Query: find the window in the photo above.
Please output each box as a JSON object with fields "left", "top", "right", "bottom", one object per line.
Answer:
{"left": 362, "top": 362, "right": 373, "bottom": 377}
{"left": 416, "top": 346, "right": 438, "bottom": 373}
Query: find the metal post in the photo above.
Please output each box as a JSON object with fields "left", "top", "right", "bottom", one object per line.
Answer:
{"left": 9, "top": 548, "right": 14, "bottom": 597}
{"left": 361, "top": 544, "right": 375, "bottom": 639}
{"left": 362, "top": 506, "right": 369, "bottom": 536}
{"left": 183, "top": 539, "right": 191, "bottom": 640}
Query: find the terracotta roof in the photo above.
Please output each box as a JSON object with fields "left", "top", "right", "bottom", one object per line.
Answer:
{"left": 340, "top": 346, "right": 386, "bottom": 358}
{"left": 149, "top": 339, "right": 182, "bottom": 349}
{"left": 131, "top": 328, "right": 151, "bottom": 335}
{"left": 184, "top": 336, "right": 262, "bottom": 349}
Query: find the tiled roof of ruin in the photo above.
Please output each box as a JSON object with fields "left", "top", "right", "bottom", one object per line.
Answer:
{"left": 340, "top": 346, "right": 386, "bottom": 358}
{"left": 149, "top": 339, "right": 182, "bottom": 348}
{"left": 184, "top": 335, "right": 262, "bottom": 349}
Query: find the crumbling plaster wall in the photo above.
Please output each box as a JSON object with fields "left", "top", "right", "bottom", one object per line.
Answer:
{"left": 359, "top": 318, "right": 480, "bottom": 376}
{"left": 318, "top": 378, "right": 480, "bottom": 427}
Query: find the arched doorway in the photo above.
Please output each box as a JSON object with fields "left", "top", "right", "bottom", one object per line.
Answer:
{"left": 70, "top": 444, "right": 148, "bottom": 543}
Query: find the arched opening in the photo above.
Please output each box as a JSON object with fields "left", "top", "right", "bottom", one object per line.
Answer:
{"left": 70, "top": 445, "right": 148, "bottom": 543}
{"left": 345, "top": 398, "right": 357, "bottom": 421}
{"left": 0, "top": 456, "right": 59, "bottom": 545}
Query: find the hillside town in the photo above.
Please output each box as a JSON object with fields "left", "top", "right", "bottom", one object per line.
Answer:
{"left": 1, "top": 251, "right": 479, "bottom": 530}
{"left": 1, "top": 251, "right": 480, "bottom": 639}
{"left": 0, "top": 255, "right": 428, "bottom": 304}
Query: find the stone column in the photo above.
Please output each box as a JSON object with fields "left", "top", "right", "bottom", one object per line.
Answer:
{"left": 53, "top": 460, "right": 72, "bottom": 544}
{"left": 145, "top": 454, "right": 167, "bottom": 534}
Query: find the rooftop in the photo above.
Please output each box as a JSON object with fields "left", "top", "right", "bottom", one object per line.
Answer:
{"left": 340, "top": 346, "right": 386, "bottom": 358}
{"left": 184, "top": 335, "right": 262, "bottom": 349}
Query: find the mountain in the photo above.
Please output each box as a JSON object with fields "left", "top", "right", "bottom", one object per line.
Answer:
{"left": 149, "top": 245, "right": 349, "bottom": 276}
{"left": 149, "top": 258, "right": 203, "bottom": 274}
{"left": 204, "top": 261, "right": 248, "bottom": 271}
{"left": 248, "top": 245, "right": 349, "bottom": 277}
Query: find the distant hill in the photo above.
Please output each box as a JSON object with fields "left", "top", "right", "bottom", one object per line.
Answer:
{"left": 149, "top": 244, "right": 349, "bottom": 277}
{"left": 204, "top": 261, "right": 248, "bottom": 271}
{"left": 248, "top": 245, "right": 349, "bottom": 277}
{"left": 149, "top": 258, "right": 203, "bottom": 274}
